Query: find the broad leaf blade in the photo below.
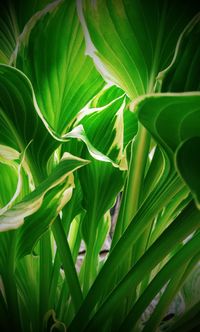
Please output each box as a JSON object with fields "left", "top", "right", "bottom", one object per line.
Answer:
{"left": 0, "top": 64, "right": 59, "bottom": 178}
{"left": 15, "top": 0, "right": 105, "bottom": 134}
{"left": 158, "top": 13, "right": 200, "bottom": 92}
{"left": 137, "top": 93, "right": 200, "bottom": 155}
{"left": 136, "top": 93, "right": 200, "bottom": 206}
{"left": 176, "top": 137, "right": 200, "bottom": 209}
{"left": 79, "top": 0, "right": 199, "bottom": 98}
{"left": 0, "top": 0, "right": 52, "bottom": 64}
{"left": 0, "top": 153, "right": 89, "bottom": 232}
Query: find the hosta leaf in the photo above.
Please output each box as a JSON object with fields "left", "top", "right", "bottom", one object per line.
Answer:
{"left": 0, "top": 162, "right": 29, "bottom": 213}
{"left": 136, "top": 93, "right": 200, "bottom": 205}
{"left": 80, "top": 158, "right": 124, "bottom": 245}
{"left": 0, "top": 0, "right": 52, "bottom": 64}
{"left": 0, "top": 64, "right": 59, "bottom": 179}
{"left": 61, "top": 174, "right": 84, "bottom": 231}
{"left": 0, "top": 144, "right": 20, "bottom": 163}
{"left": 76, "top": 91, "right": 137, "bottom": 168}
{"left": 15, "top": 255, "right": 39, "bottom": 331}
{"left": 16, "top": 180, "right": 73, "bottom": 259}
{"left": 79, "top": 0, "right": 199, "bottom": 98}
{"left": 136, "top": 93, "right": 200, "bottom": 156}
{"left": 15, "top": 0, "right": 104, "bottom": 134}
{"left": 78, "top": 96, "right": 127, "bottom": 167}
{"left": 157, "top": 13, "right": 200, "bottom": 92}
{"left": 181, "top": 261, "right": 200, "bottom": 309}
{"left": 0, "top": 163, "right": 18, "bottom": 207}
{"left": 0, "top": 145, "right": 30, "bottom": 211}
{"left": 176, "top": 137, "right": 200, "bottom": 209}
{"left": 0, "top": 153, "right": 89, "bottom": 232}
{"left": 0, "top": 153, "right": 89, "bottom": 277}
{"left": 90, "top": 85, "right": 125, "bottom": 108}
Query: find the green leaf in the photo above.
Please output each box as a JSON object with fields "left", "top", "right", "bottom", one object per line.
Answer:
{"left": 0, "top": 153, "right": 88, "bottom": 233}
{"left": 181, "top": 260, "right": 200, "bottom": 309}
{"left": 136, "top": 93, "right": 200, "bottom": 205}
{"left": 80, "top": 159, "right": 124, "bottom": 243}
{"left": 90, "top": 85, "right": 125, "bottom": 108}
{"left": 82, "top": 203, "right": 200, "bottom": 332}
{"left": 0, "top": 153, "right": 89, "bottom": 307}
{"left": 0, "top": 145, "right": 30, "bottom": 212}
{"left": 0, "top": 161, "right": 18, "bottom": 208}
{"left": 0, "top": 0, "right": 52, "bottom": 64}
{"left": 68, "top": 176, "right": 184, "bottom": 331}
{"left": 15, "top": 0, "right": 105, "bottom": 134}
{"left": 136, "top": 93, "right": 200, "bottom": 155}
{"left": 0, "top": 64, "right": 59, "bottom": 179}
{"left": 176, "top": 137, "right": 200, "bottom": 209}
{"left": 79, "top": 0, "right": 199, "bottom": 98}
{"left": 157, "top": 13, "right": 200, "bottom": 92}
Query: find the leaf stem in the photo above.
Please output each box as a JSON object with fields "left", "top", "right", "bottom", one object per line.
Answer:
{"left": 68, "top": 175, "right": 184, "bottom": 332}
{"left": 112, "top": 124, "right": 151, "bottom": 247}
{"left": 52, "top": 217, "right": 83, "bottom": 314}
{"left": 3, "top": 231, "right": 21, "bottom": 332}
{"left": 85, "top": 202, "right": 200, "bottom": 331}
{"left": 39, "top": 230, "right": 52, "bottom": 330}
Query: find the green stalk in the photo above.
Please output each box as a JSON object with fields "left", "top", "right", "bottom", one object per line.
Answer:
{"left": 84, "top": 203, "right": 200, "bottom": 331}
{"left": 0, "top": 291, "right": 9, "bottom": 331}
{"left": 133, "top": 185, "right": 189, "bottom": 267}
{"left": 52, "top": 217, "right": 83, "bottom": 314}
{"left": 149, "top": 186, "right": 189, "bottom": 245}
{"left": 168, "top": 299, "right": 200, "bottom": 332}
{"left": 82, "top": 209, "right": 100, "bottom": 297}
{"left": 49, "top": 211, "right": 79, "bottom": 308}
{"left": 49, "top": 251, "right": 61, "bottom": 308}
{"left": 83, "top": 241, "right": 97, "bottom": 296}
{"left": 3, "top": 231, "right": 21, "bottom": 332}
{"left": 141, "top": 145, "right": 165, "bottom": 202}
{"left": 112, "top": 124, "right": 151, "bottom": 247}
{"left": 39, "top": 230, "right": 52, "bottom": 330}
{"left": 110, "top": 125, "right": 151, "bottom": 324}
{"left": 143, "top": 255, "right": 199, "bottom": 332}
{"left": 120, "top": 237, "right": 200, "bottom": 331}
{"left": 56, "top": 219, "right": 82, "bottom": 324}
{"left": 68, "top": 175, "right": 184, "bottom": 332}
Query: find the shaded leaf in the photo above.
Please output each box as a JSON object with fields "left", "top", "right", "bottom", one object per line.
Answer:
{"left": 176, "top": 137, "right": 200, "bottom": 209}
{"left": 137, "top": 93, "right": 200, "bottom": 156}
{"left": 136, "top": 93, "right": 200, "bottom": 206}
{"left": 157, "top": 13, "right": 200, "bottom": 92}
{"left": 0, "top": 0, "right": 52, "bottom": 64}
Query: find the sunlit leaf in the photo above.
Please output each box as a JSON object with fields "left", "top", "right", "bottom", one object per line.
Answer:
{"left": 15, "top": 0, "right": 105, "bottom": 134}
{"left": 79, "top": 0, "right": 199, "bottom": 98}
{"left": 0, "top": 153, "right": 88, "bottom": 232}
{"left": 0, "top": 64, "right": 59, "bottom": 179}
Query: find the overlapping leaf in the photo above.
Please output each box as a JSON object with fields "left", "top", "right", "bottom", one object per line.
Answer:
{"left": 78, "top": 96, "right": 132, "bottom": 167}
{"left": 0, "top": 64, "right": 59, "bottom": 179}
{"left": 176, "top": 137, "right": 200, "bottom": 208}
{"left": 0, "top": 153, "right": 89, "bottom": 273}
{"left": 0, "top": 0, "right": 52, "bottom": 64}
{"left": 15, "top": 0, "right": 104, "bottom": 135}
{"left": 79, "top": 0, "right": 199, "bottom": 98}
{"left": 136, "top": 93, "right": 200, "bottom": 205}
{"left": 0, "top": 153, "right": 88, "bottom": 232}
{"left": 157, "top": 13, "right": 200, "bottom": 92}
